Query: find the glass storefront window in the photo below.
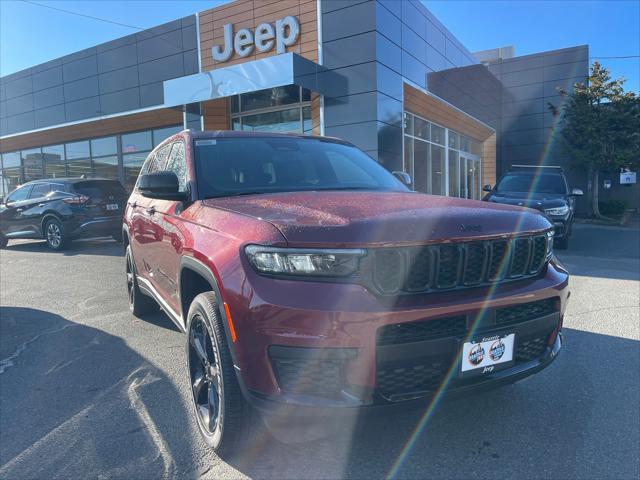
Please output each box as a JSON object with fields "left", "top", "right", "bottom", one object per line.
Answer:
{"left": 43, "top": 144, "right": 66, "bottom": 178}
{"left": 404, "top": 137, "right": 414, "bottom": 183}
{"left": 431, "top": 144, "right": 445, "bottom": 195}
{"left": 413, "top": 140, "right": 430, "bottom": 194}
{"left": 448, "top": 150, "right": 459, "bottom": 197}
{"left": 122, "top": 131, "right": 152, "bottom": 153}
{"left": 414, "top": 117, "right": 429, "bottom": 140}
{"left": 21, "top": 148, "right": 44, "bottom": 181}
{"left": 91, "top": 136, "right": 117, "bottom": 157}
{"left": 302, "top": 106, "right": 312, "bottom": 134}
{"left": 240, "top": 85, "right": 300, "bottom": 112}
{"left": 153, "top": 126, "right": 182, "bottom": 147}
{"left": 123, "top": 152, "right": 148, "bottom": 189}
{"left": 460, "top": 135, "right": 470, "bottom": 153}
{"left": 2, "top": 151, "right": 21, "bottom": 168}
{"left": 240, "top": 108, "right": 302, "bottom": 133}
{"left": 93, "top": 155, "right": 119, "bottom": 180}
{"left": 67, "top": 158, "right": 92, "bottom": 178}
{"left": 2, "top": 168, "right": 21, "bottom": 195}
{"left": 431, "top": 124, "right": 445, "bottom": 145}
{"left": 403, "top": 112, "right": 414, "bottom": 136}
{"left": 66, "top": 141, "right": 90, "bottom": 159}
{"left": 448, "top": 132, "right": 459, "bottom": 149}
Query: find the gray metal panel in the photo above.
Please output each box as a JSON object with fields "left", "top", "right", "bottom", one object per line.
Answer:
{"left": 5, "top": 94, "right": 34, "bottom": 116}
{"left": 378, "top": 0, "right": 401, "bottom": 18}
{"left": 376, "top": 62, "right": 403, "bottom": 100}
{"left": 65, "top": 96, "right": 101, "bottom": 122}
{"left": 140, "top": 82, "right": 164, "bottom": 107}
{"left": 322, "top": 0, "right": 370, "bottom": 14}
{"left": 139, "top": 53, "right": 185, "bottom": 85}
{"left": 376, "top": 1, "right": 401, "bottom": 45}
{"left": 323, "top": 1, "right": 375, "bottom": 42}
{"left": 137, "top": 29, "right": 184, "bottom": 63}
{"left": 33, "top": 86, "right": 65, "bottom": 109}
{"left": 99, "top": 66, "right": 139, "bottom": 95}
{"left": 426, "top": 43, "right": 447, "bottom": 72}
{"left": 32, "top": 66, "right": 63, "bottom": 91}
{"left": 502, "top": 113, "right": 544, "bottom": 132}
{"left": 401, "top": 0, "right": 425, "bottom": 39}
{"left": 0, "top": 100, "right": 6, "bottom": 119}
{"left": 136, "top": 18, "right": 183, "bottom": 40}
{"left": 35, "top": 104, "right": 66, "bottom": 128}
{"left": 426, "top": 19, "right": 446, "bottom": 54}
{"left": 183, "top": 50, "right": 199, "bottom": 75}
{"left": 100, "top": 87, "right": 140, "bottom": 114}
{"left": 500, "top": 68, "right": 544, "bottom": 87}
{"left": 4, "top": 77, "right": 32, "bottom": 98}
{"left": 402, "top": 25, "right": 426, "bottom": 64}
{"left": 96, "top": 34, "right": 137, "bottom": 54}
{"left": 97, "top": 43, "right": 138, "bottom": 73}
{"left": 508, "top": 83, "right": 545, "bottom": 101}
{"left": 325, "top": 92, "right": 378, "bottom": 127}
{"left": 182, "top": 25, "right": 198, "bottom": 51}
{"left": 61, "top": 47, "right": 96, "bottom": 64}
{"left": 6, "top": 111, "right": 35, "bottom": 134}
{"left": 543, "top": 76, "right": 585, "bottom": 97}
{"left": 543, "top": 46, "right": 589, "bottom": 65}
{"left": 401, "top": 50, "right": 426, "bottom": 88}
{"left": 319, "top": 62, "right": 377, "bottom": 96}
{"left": 503, "top": 128, "right": 544, "bottom": 146}
{"left": 325, "top": 120, "right": 379, "bottom": 151}
{"left": 63, "top": 76, "right": 99, "bottom": 102}
{"left": 543, "top": 61, "right": 587, "bottom": 82}
{"left": 323, "top": 32, "right": 377, "bottom": 69}
{"left": 31, "top": 58, "right": 62, "bottom": 74}
{"left": 63, "top": 56, "right": 98, "bottom": 82}
{"left": 376, "top": 32, "right": 401, "bottom": 73}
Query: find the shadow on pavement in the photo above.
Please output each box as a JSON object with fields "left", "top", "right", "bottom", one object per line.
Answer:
{"left": 0, "top": 306, "right": 195, "bottom": 479}
{"left": 3, "top": 238, "right": 123, "bottom": 257}
{"left": 223, "top": 327, "right": 639, "bottom": 480}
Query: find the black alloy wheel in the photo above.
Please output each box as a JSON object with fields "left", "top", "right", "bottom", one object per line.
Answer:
{"left": 188, "top": 313, "right": 223, "bottom": 436}
{"left": 125, "top": 245, "right": 156, "bottom": 316}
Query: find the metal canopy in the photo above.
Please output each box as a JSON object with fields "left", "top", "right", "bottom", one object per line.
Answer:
{"left": 163, "top": 53, "right": 344, "bottom": 108}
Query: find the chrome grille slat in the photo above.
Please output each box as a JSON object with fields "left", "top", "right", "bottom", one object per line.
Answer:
{"left": 372, "top": 234, "right": 549, "bottom": 295}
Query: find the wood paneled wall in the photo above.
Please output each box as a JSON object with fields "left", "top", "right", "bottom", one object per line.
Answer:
{"left": 482, "top": 133, "right": 497, "bottom": 186}
{"left": 202, "top": 99, "right": 230, "bottom": 130}
{"left": 0, "top": 108, "right": 183, "bottom": 153}
{"left": 199, "top": 0, "right": 317, "bottom": 71}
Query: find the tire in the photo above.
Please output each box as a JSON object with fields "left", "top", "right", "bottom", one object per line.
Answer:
{"left": 186, "top": 292, "right": 257, "bottom": 457}
{"left": 125, "top": 245, "right": 156, "bottom": 317}
{"left": 43, "top": 217, "right": 69, "bottom": 250}
{"left": 0, "top": 235, "right": 7, "bottom": 249}
{"left": 112, "top": 231, "right": 123, "bottom": 243}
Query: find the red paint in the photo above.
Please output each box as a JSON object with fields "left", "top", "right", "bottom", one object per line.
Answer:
{"left": 125, "top": 130, "right": 569, "bottom": 402}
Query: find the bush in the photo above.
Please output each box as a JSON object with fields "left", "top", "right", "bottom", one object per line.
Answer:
{"left": 599, "top": 199, "right": 627, "bottom": 215}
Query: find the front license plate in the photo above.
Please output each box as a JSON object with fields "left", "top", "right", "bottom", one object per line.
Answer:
{"left": 106, "top": 203, "right": 119, "bottom": 211}
{"left": 460, "top": 333, "right": 515, "bottom": 377}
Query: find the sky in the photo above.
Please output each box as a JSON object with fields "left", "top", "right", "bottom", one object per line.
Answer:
{"left": 0, "top": 0, "right": 638, "bottom": 92}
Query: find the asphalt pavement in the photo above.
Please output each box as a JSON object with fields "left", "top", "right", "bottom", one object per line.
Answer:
{"left": 0, "top": 223, "right": 638, "bottom": 479}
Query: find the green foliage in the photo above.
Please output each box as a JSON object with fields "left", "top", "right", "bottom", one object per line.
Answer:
{"left": 550, "top": 62, "right": 640, "bottom": 172}
{"left": 598, "top": 199, "right": 627, "bottom": 216}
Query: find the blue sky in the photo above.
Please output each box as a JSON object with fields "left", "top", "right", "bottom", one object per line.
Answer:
{"left": 1, "top": 0, "right": 638, "bottom": 92}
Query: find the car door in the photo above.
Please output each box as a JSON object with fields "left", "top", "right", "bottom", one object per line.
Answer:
{"left": 130, "top": 145, "right": 172, "bottom": 292}
{"left": 22, "top": 182, "right": 66, "bottom": 237}
{"left": 0, "top": 184, "right": 35, "bottom": 237}
{"left": 148, "top": 140, "right": 189, "bottom": 313}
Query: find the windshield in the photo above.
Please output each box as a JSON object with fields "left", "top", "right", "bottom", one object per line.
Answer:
{"left": 193, "top": 136, "right": 408, "bottom": 198}
{"left": 495, "top": 173, "right": 567, "bottom": 195}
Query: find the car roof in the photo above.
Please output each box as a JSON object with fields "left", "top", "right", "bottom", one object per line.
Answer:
{"left": 187, "top": 129, "right": 347, "bottom": 143}
{"left": 23, "top": 177, "right": 119, "bottom": 185}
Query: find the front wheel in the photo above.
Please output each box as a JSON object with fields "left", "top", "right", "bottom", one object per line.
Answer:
{"left": 44, "top": 218, "right": 69, "bottom": 250}
{"left": 0, "top": 235, "right": 7, "bottom": 249}
{"left": 186, "top": 292, "right": 256, "bottom": 457}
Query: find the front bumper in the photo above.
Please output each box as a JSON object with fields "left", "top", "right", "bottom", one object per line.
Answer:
{"left": 229, "top": 259, "right": 569, "bottom": 413}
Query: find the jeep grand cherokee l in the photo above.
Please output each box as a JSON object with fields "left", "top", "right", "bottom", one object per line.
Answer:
{"left": 123, "top": 130, "right": 569, "bottom": 455}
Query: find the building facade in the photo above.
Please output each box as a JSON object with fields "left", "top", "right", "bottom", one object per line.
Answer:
{"left": 0, "top": 0, "right": 591, "bottom": 210}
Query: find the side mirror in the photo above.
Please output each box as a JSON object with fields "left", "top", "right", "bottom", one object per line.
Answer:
{"left": 392, "top": 171, "right": 412, "bottom": 187}
{"left": 570, "top": 188, "right": 584, "bottom": 196}
{"left": 138, "top": 172, "right": 187, "bottom": 201}
{"left": 483, "top": 184, "right": 493, "bottom": 192}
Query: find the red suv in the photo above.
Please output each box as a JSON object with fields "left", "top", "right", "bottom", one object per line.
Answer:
{"left": 123, "top": 130, "right": 568, "bottom": 455}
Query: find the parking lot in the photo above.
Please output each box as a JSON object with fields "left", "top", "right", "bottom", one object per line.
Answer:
{"left": 0, "top": 223, "right": 638, "bottom": 480}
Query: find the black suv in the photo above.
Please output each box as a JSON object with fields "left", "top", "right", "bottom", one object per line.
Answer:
{"left": 0, "top": 178, "right": 126, "bottom": 250}
{"left": 483, "top": 166, "right": 583, "bottom": 249}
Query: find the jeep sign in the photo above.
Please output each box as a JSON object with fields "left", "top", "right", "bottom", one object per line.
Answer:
{"left": 211, "top": 16, "right": 300, "bottom": 62}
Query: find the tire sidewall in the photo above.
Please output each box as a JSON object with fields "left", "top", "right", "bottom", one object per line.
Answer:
{"left": 186, "top": 296, "right": 226, "bottom": 449}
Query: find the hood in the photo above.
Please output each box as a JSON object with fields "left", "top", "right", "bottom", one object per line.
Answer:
{"left": 486, "top": 191, "right": 567, "bottom": 211}
{"left": 203, "top": 191, "right": 551, "bottom": 247}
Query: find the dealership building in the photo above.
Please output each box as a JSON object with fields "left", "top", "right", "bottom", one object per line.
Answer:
{"left": 1, "top": 0, "right": 596, "bottom": 209}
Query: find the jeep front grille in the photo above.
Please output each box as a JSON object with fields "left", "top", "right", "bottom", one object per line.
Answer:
{"left": 372, "top": 234, "right": 549, "bottom": 295}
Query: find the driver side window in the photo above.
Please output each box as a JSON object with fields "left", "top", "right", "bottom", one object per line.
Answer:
{"left": 6, "top": 185, "right": 32, "bottom": 203}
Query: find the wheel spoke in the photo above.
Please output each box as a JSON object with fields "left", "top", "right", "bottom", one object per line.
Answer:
{"left": 209, "top": 365, "right": 220, "bottom": 392}
{"left": 207, "top": 384, "right": 218, "bottom": 431}
{"left": 190, "top": 326, "right": 208, "bottom": 362}
{"left": 192, "top": 370, "right": 206, "bottom": 399}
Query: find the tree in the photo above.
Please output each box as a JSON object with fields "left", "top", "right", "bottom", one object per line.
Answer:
{"left": 549, "top": 62, "right": 639, "bottom": 218}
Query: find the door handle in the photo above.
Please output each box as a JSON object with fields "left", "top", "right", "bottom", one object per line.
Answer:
{"left": 15, "top": 208, "right": 23, "bottom": 213}
{"left": 145, "top": 207, "right": 156, "bottom": 215}
{"left": 38, "top": 203, "right": 46, "bottom": 207}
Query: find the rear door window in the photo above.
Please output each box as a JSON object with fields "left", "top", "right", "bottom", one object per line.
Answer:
{"left": 29, "top": 183, "right": 53, "bottom": 198}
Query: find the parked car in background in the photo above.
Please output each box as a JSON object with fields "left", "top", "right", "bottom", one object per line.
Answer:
{"left": 124, "top": 130, "right": 569, "bottom": 456}
{"left": 0, "top": 178, "right": 126, "bottom": 250}
{"left": 482, "top": 166, "right": 583, "bottom": 249}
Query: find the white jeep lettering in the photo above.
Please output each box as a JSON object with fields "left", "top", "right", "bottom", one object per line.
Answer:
{"left": 211, "top": 16, "right": 300, "bottom": 63}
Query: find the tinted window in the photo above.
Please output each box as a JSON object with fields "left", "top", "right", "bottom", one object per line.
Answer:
{"left": 30, "top": 183, "right": 53, "bottom": 198}
{"left": 73, "top": 180, "right": 125, "bottom": 200}
{"left": 66, "top": 141, "right": 90, "bottom": 159}
{"left": 153, "top": 126, "right": 181, "bottom": 147}
{"left": 91, "top": 136, "right": 117, "bottom": 156}
{"left": 122, "top": 131, "right": 152, "bottom": 153}
{"left": 496, "top": 173, "right": 567, "bottom": 195}
{"left": 194, "top": 137, "right": 407, "bottom": 198}
{"left": 7, "top": 185, "right": 32, "bottom": 203}
{"left": 164, "top": 142, "right": 187, "bottom": 192}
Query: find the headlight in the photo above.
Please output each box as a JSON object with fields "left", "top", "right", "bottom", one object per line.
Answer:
{"left": 245, "top": 245, "right": 366, "bottom": 277}
{"left": 546, "top": 230, "right": 554, "bottom": 258}
{"left": 544, "top": 205, "right": 569, "bottom": 216}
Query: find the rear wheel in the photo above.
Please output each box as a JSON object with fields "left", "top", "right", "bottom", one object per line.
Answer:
{"left": 125, "top": 245, "right": 156, "bottom": 316}
{"left": 0, "top": 235, "right": 7, "bottom": 248}
{"left": 44, "top": 218, "right": 69, "bottom": 250}
{"left": 186, "top": 292, "right": 257, "bottom": 457}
